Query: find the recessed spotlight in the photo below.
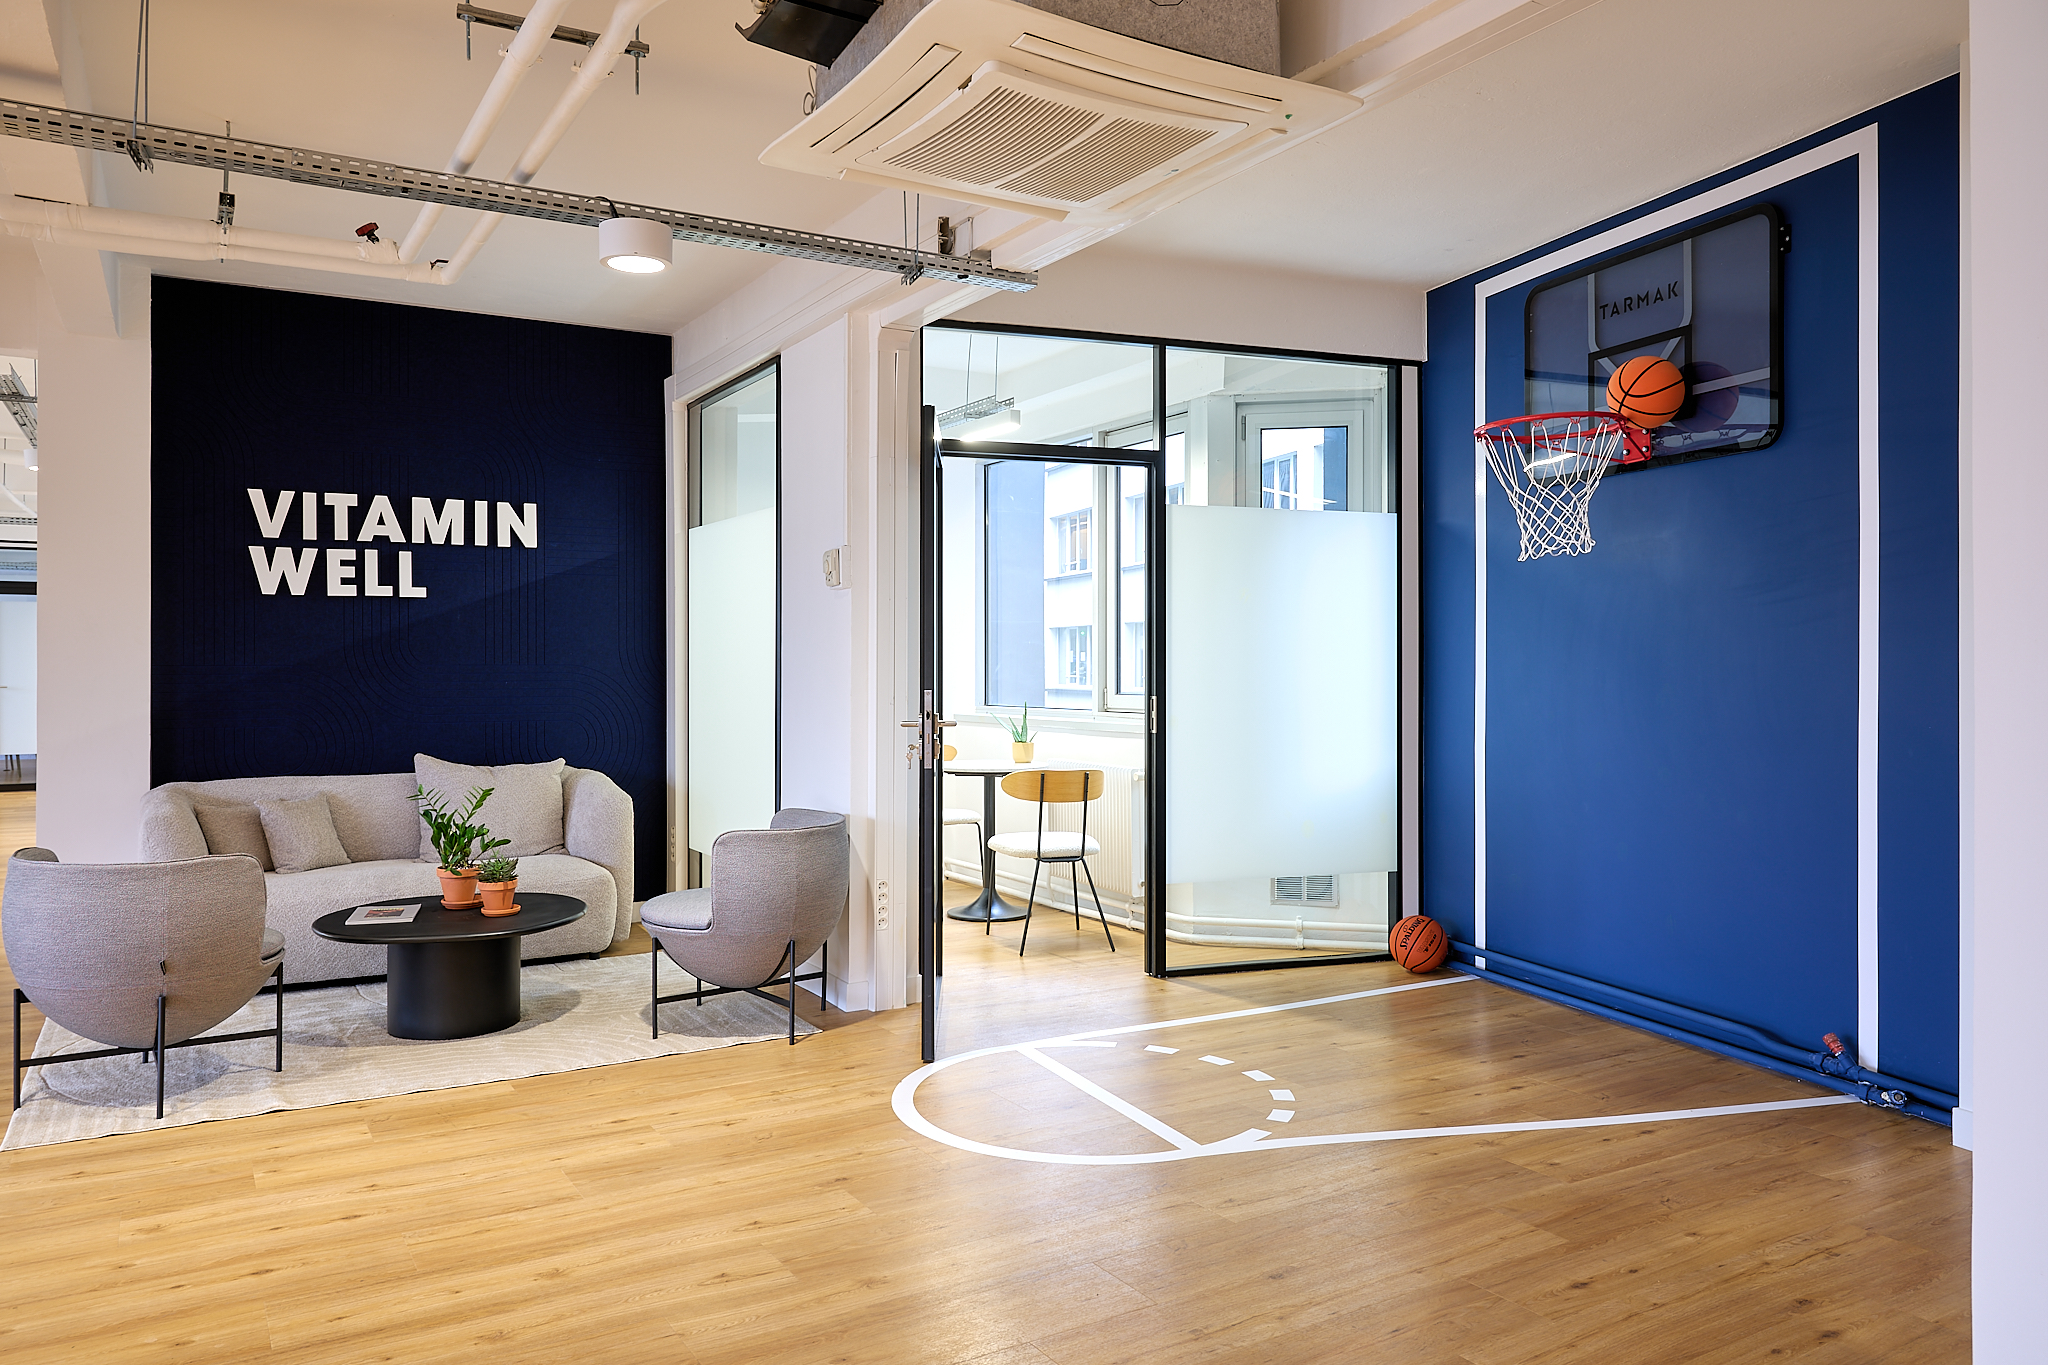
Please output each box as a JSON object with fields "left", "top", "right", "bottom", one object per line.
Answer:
{"left": 599, "top": 217, "right": 672, "bottom": 274}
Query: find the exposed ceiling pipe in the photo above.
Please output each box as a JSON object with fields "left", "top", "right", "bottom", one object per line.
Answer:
{"left": 0, "top": 196, "right": 444, "bottom": 283}
{"left": 397, "top": 0, "right": 577, "bottom": 264}
{"left": 0, "top": 98, "right": 1038, "bottom": 289}
{"left": 441, "top": 0, "right": 667, "bottom": 283}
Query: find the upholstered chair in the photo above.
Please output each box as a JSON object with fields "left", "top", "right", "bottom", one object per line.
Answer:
{"left": 643, "top": 809, "right": 848, "bottom": 1045}
{"left": 5, "top": 848, "right": 285, "bottom": 1118}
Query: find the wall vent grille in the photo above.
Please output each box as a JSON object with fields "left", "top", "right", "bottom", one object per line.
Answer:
{"left": 1272, "top": 875, "right": 1338, "bottom": 908}
{"left": 886, "top": 86, "right": 1095, "bottom": 182}
{"left": 998, "top": 118, "right": 1209, "bottom": 201}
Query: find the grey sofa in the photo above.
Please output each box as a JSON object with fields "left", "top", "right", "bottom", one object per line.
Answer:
{"left": 140, "top": 769, "right": 633, "bottom": 985}
{"left": 6, "top": 848, "right": 285, "bottom": 1117}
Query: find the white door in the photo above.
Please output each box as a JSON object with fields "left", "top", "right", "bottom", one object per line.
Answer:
{"left": 0, "top": 596, "right": 36, "bottom": 754}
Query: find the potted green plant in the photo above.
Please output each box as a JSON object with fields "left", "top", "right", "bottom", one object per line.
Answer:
{"left": 476, "top": 854, "right": 520, "bottom": 917}
{"left": 1002, "top": 706, "right": 1036, "bottom": 764}
{"left": 411, "top": 784, "right": 508, "bottom": 909}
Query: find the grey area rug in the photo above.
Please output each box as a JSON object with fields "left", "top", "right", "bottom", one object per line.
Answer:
{"left": 4, "top": 954, "right": 816, "bottom": 1150}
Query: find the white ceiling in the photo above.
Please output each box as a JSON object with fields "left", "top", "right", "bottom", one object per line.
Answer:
{"left": 56, "top": 0, "right": 882, "bottom": 334}
{"left": 1105, "top": 0, "right": 1966, "bottom": 289}
{"left": 17, "top": 0, "right": 1970, "bottom": 339}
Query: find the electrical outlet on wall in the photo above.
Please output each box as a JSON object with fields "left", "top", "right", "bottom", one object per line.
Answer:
{"left": 874, "top": 879, "right": 889, "bottom": 930}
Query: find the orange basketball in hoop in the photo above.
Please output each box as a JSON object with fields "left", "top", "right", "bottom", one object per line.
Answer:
{"left": 1389, "top": 915, "right": 1449, "bottom": 973}
{"left": 1605, "top": 355, "right": 1687, "bottom": 428}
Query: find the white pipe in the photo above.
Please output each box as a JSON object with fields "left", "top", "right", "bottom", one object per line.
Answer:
{"left": 397, "top": 0, "right": 577, "bottom": 263}
{"left": 1, "top": 198, "right": 445, "bottom": 283}
{"left": 441, "top": 0, "right": 666, "bottom": 283}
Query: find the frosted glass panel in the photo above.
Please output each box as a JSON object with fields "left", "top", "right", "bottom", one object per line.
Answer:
{"left": 687, "top": 509, "right": 777, "bottom": 862}
{"left": 1165, "top": 506, "right": 1398, "bottom": 886}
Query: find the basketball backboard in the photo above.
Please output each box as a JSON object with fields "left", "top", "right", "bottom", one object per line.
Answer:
{"left": 1525, "top": 205, "right": 1783, "bottom": 470}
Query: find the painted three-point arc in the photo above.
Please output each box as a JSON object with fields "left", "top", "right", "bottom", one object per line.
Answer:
{"left": 244, "top": 489, "right": 540, "bottom": 599}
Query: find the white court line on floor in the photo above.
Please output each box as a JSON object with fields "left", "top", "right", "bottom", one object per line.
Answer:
{"left": 893, "top": 973, "right": 1859, "bottom": 1166}
{"left": 1267, "top": 1109, "right": 1296, "bottom": 1122}
{"left": 1145, "top": 1045, "right": 1178, "bottom": 1054}
{"left": 1199, "top": 1055, "right": 1233, "bottom": 1066}
{"left": 1017, "top": 1046, "right": 1201, "bottom": 1151}
{"left": 1270, "top": 1089, "right": 1294, "bottom": 1102}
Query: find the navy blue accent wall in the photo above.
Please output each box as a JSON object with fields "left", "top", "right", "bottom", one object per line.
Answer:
{"left": 1421, "top": 80, "right": 1959, "bottom": 1093}
{"left": 151, "top": 279, "right": 670, "bottom": 895}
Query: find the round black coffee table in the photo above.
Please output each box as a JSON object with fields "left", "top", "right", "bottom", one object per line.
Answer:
{"left": 313, "top": 893, "right": 586, "bottom": 1040}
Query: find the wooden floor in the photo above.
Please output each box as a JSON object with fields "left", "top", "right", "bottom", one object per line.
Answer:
{"left": 0, "top": 802, "right": 1969, "bottom": 1363}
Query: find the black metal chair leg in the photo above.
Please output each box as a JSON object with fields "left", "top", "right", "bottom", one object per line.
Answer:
{"left": 1081, "top": 861, "right": 1114, "bottom": 951}
{"left": 1019, "top": 860, "right": 1043, "bottom": 956}
{"left": 273, "top": 961, "right": 285, "bottom": 1072}
{"left": 12, "top": 987, "right": 22, "bottom": 1109}
{"left": 820, "top": 942, "right": 829, "bottom": 1013}
{"left": 786, "top": 938, "right": 797, "bottom": 1045}
{"left": 650, "top": 938, "right": 661, "bottom": 1040}
{"left": 154, "top": 993, "right": 166, "bottom": 1120}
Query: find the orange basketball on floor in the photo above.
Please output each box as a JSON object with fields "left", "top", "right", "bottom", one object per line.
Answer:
{"left": 1605, "top": 355, "right": 1687, "bottom": 428}
{"left": 1389, "top": 915, "right": 1449, "bottom": 973}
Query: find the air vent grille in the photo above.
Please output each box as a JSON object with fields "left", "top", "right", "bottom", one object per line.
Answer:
{"left": 998, "top": 118, "right": 1210, "bottom": 201}
{"left": 1271, "top": 875, "right": 1338, "bottom": 908}
{"left": 886, "top": 86, "right": 1095, "bottom": 184}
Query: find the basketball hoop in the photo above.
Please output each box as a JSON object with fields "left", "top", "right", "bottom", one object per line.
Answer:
{"left": 1474, "top": 412, "right": 1651, "bottom": 560}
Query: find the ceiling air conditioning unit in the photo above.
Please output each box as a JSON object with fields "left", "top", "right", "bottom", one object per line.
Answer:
{"left": 759, "top": 0, "right": 1359, "bottom": 225}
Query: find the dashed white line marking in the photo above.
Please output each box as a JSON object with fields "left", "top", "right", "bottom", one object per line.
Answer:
{"left": 1145, "top": 1045, "right": 1178, "bottom": 1054}
{"left": 1243, "top": 1070, "right": 1274, "bottom": 1082}
{"left": 1269, "top": 1089, "right": 1294, "bottom": 1102}
{"left": 1267, "top": 1110, "right": 1296, "bottom": 1123}
{"left": 1199, "top": 1056, "right": 1233, "bottom": 1066}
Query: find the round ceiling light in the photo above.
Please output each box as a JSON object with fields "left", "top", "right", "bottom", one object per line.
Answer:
{"left": 599, "top": 217, "right": 672, "bottom": 274}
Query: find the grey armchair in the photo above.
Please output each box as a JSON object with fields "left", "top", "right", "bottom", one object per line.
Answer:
{"left": 5, "top": 848, "right": 285, "bottom": 1118}
{"left": 643, "top": 809, "right": 848, "bottom": 1045}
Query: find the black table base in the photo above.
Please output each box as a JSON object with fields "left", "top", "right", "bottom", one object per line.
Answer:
{"left": 386, "top": 937, "right": 521, "bottom": 1039}
{"left": 946, "top": 885, "right": 1030, "bottom": 925}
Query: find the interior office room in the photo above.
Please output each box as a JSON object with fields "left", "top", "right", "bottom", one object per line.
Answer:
{"left": 0, "top": 0, "right": 2037, "bottom": 1361}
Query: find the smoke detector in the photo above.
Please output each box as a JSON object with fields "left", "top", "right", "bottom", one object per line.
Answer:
{"left": 760, "top": 0, "right": 1358, "bottom": 225}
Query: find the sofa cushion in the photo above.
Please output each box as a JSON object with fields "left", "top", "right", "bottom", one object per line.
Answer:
{"left": 415, "top": 755, "right": 567, "bottom": 861}
{"left": 258, "top": 795, "right": 351, "bottom": 873}
{"left": 262, "top": 855, "right": 618, "bottom": 984}
{"left": 193, "top": 801, "right": 274, "bottom": 871}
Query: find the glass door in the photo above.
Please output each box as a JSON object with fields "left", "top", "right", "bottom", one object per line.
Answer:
{"left": 1159, "top": 349, "right": 1398, "bottom": 973}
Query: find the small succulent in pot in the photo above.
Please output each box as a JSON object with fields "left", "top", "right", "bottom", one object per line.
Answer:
{"left": 412, "top": 784, "right": 509, "bottom": 908}
{"left": 1002, "top": 706, "right": 1036, "bottom": 763}
{"left": 476, "top": 853, "right": 521, "bottom": 917}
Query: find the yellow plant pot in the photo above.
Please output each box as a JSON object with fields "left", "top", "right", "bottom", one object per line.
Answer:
{"left": 1011, "top": 742, "right": 1035, "bottom": 764}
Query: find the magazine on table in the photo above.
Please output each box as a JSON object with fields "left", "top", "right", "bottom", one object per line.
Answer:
{"left": 345, "top": 903, "right": 422, "bottom": 926}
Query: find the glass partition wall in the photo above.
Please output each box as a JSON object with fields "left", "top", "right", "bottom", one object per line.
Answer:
{"left": 925, "top": 325, "right": 1399, "bottom": 976}
{"left": 686, "top": 361, "right": 778, "bottom": 887}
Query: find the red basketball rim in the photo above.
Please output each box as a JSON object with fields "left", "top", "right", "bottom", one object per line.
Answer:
{"left": 1474, "top": 410, "right": 1654, "bottom": 464}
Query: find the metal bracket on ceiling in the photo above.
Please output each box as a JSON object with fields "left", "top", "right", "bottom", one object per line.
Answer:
{"left": 454, "top": 4, "right": 651, "bottom": 60}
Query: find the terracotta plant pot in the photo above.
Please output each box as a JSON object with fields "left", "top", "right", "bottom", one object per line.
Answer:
{"left": 1011, "top": 741, "right": 1034, "bottom": 764}
{"left": 478, "top": 879, "right": 519, "bottom": 917}
{"left": 436, "top": 866, "right": 481, "bottom": 908}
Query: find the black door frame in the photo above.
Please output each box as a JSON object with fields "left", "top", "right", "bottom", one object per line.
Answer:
{"left": 916, "top": 324, "right": 1412, "bottom": 1005}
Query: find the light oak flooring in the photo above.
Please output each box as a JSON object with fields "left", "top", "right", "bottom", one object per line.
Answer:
{"left": 0, "top": 802, "right": 1969, "bottom": 1363}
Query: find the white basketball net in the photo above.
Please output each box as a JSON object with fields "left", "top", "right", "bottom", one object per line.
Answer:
{"left": 1475, "top": 413, "right": 1632, "bottom": 560}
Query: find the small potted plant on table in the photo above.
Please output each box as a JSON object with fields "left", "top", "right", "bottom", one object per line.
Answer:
{"left": 412, "top": 784, "right": 508, "bottom": 909}
{"left": 476, "top": 854, "right": 520, "bottom": 917}
{"left": 1003, "top": 706, "right": 1036, "bottom": 764}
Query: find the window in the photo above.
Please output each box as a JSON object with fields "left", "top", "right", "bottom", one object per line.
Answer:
{"left": 1053, "top": 509, "right": 1091, "bottom": 574}
{"left": 1122, "top": 621, "right": 1146, "bottom": 693}
{"left": 1052, "top": 625, "right": 1091, "bottom": 687}
{"left": 1260, "top": 426, "right": 1349, "bottom": 511}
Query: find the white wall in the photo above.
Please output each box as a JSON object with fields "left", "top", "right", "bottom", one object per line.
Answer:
{"left": 954, "top": 243, "right": 1427, "bottom": 360}
{"left": 1966, "top": 1, "right": 2048, "bottom": 1357}
{"left": 34, "top": 262, "right": 150, "bottom": 861}
{"left": 779, "top": 322, "right": 855, "bottom": 814}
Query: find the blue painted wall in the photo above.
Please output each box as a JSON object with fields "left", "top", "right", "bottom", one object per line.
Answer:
{"left": 1421, "top": 80, "right": 1959, "bottom": 1093}
{"left": 151, "top": 279, "right": 670, "bottom": 894}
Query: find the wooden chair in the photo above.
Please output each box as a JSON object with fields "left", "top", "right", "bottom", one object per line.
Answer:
{"left": 986, "top": 769, "right": 1113, "bottom": 955}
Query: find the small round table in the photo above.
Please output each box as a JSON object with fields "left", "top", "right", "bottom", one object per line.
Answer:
{"left": 945, "top": 764, "right": 1029, "bottom": 925}
{"left": 313, "top": 893, "right": 586, "bottom": 1040}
